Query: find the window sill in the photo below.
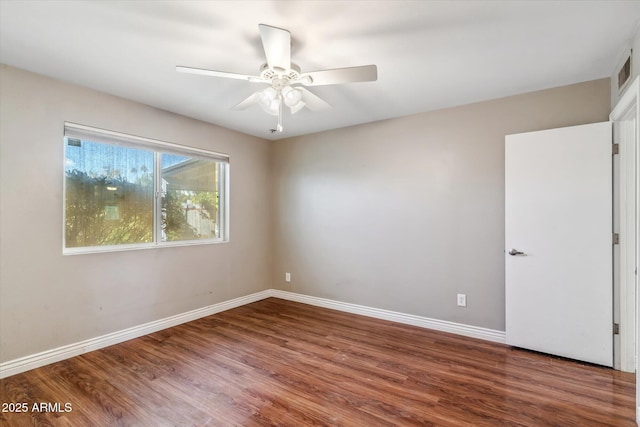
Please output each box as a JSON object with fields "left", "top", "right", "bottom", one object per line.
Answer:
{"left": 63, "top": 238, "right": 228, "bottom": 256}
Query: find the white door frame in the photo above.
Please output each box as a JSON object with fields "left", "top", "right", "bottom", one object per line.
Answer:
{"left": 609, "top": 76, "right": 639, "bottom": 419}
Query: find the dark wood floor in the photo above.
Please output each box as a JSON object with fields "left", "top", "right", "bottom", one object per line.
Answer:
{"left": 0, "top": 298, "right": 635, "bottom": 426}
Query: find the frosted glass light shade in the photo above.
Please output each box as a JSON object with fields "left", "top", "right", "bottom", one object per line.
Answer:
{"left": 259, "top": 87, "right": 280, "bottom": 116}
{"left": 282, "top": 86, "right": 305, "bottom": 113}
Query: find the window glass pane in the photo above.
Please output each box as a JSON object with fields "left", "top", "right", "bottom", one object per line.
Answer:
{"left": 161, "top": 154, "right": 220, "bottom": 242}
{"left": 65, "top": 139, "right": 154, "bottom": 247}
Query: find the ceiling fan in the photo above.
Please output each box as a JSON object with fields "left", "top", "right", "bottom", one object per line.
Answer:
{"left": 177, "top": 24, "right": 377, "bottom": 133}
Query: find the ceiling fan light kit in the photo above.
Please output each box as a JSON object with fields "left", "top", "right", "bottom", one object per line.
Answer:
{"left": 257, "top": 79, "right": 305, "bottom": 116}
{"left": 177, "top": 24, "right": 377, "bottom": 133}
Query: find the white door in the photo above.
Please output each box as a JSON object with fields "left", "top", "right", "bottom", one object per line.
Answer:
{"left": 505, "top": 122, "right": 613, "bottom": 367}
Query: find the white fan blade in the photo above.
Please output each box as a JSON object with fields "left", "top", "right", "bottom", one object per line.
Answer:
{"left": 176, "top": 65, "right": 263, "bottom": 82}
{"left": 232, "top": 92, "right": 263, "bottom": 110}
{"left": 299, "top": 65, "right": 377, "bottom": 86}
{"left": 259, "top": 24, "right": 291, "bottom": 71}
{"left": 298, "top": 87, "right": 330, "bottom": 111}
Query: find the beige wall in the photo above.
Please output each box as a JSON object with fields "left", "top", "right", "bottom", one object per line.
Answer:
{"left": 271, "top": 79, "right": 611, "bottom": 331}
{"left": 0, "top": 63, "right": 611, "bottom": 363}
{"left": 0, "top": 65, "right": 272, "bottom": 362}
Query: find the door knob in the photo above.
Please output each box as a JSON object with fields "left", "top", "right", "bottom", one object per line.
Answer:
{"left": 508, "top": 249, "right": 525, "bottom": 256}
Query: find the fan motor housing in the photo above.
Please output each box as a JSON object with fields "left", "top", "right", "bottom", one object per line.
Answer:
{"left": 260, "top": 63, "right": 301, "bottom": 83}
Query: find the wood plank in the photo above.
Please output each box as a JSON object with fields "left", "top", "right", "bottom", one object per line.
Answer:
{"left": 0, "top": 298, "right": 635, "bottom": 426}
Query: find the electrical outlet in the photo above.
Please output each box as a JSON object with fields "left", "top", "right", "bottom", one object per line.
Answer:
{"left": 285, "top": 272, "right": 291, "bottom": 282}
{"left": 457, "top": 293, "right": 467, "bottom": 307}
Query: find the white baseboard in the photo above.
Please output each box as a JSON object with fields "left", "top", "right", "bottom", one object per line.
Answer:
{"left": 0, "top": 289, "right": 505, "bottom": 379}
{"left": 270, "top": 290, "right": 506, "bottom": 344}
{"left": 0, "top": 290, "right": 272, "bottom": 379}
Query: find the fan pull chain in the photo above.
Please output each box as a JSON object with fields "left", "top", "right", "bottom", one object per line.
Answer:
{"left": 271, "top": 93, "right": 283, "bottom": 133}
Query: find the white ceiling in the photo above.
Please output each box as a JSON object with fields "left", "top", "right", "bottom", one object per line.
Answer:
{"left": 1, "top": 1, "right": 640, "bottom": 140}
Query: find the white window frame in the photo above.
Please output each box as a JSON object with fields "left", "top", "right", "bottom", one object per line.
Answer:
{"left": 63, "top": 122, "right": 229, "bottom": 255}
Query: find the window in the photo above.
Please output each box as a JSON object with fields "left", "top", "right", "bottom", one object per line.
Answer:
{"left": 64, "top": 123, "right": 228, "bottom": 254}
